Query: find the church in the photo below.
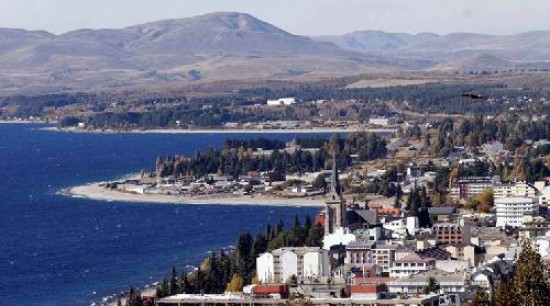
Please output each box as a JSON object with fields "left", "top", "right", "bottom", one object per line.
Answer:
{"left": 322, "top": 156, "right": 356, "bottom": 250}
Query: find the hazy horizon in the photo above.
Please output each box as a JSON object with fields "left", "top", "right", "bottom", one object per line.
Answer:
{"left": 2, "top": 0, "right": 549, "bottom": 36}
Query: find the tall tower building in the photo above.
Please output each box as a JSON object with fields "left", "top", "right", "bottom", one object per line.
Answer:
{"left": 325, "top": 156, "right": 347, "bottom": 235}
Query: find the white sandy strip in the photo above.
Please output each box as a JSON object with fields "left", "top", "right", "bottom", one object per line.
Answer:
{"left": 42, "top": 126, "right": 397, "bottom": 134}
{"left": 65, "top": 183, "right": 325, "bottom": 207}
{"left": 0, "top": 120, "right": 49, "bottom": 124}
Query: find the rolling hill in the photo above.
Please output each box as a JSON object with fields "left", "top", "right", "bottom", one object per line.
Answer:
{"left": 1, "top": 12, "right": 550, "bottom": 94}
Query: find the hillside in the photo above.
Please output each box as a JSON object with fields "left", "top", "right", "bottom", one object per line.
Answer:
{"left": 0, "top": 12, "right": 388, "bottom": 94}
{"left": 314, "top": 30, "right": 550, "bottom": 69}
{"left": 2, "top": 13, "right": 550, "bottom": 95}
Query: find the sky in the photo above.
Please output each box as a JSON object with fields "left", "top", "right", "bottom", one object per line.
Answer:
{"left": 1, "top": 0, "right": 548, "bottom": 35}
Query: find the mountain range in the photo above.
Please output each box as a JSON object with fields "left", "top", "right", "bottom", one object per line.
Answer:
{"left": 1, "top": 12, "right": 549, "bottom": 94}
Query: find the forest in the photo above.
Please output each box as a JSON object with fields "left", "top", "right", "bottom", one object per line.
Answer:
{"left": 154, "top": 133, "right": 388, "bottom": 180}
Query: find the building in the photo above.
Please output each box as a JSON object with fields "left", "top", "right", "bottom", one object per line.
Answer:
{"left": 450, "top": 176, "right": 500, "bottom": 200}
{"left": 383, "top": 217, "right": 419, "bottom": 238}
{"left": 368, "top": 117, "right": 395, "bottom": 126}
{"left": 372, "top": 242, "right": 399, "bottom": 275}
{"left": 406, "top": 162, "right": 423, "bottom": 180}
{"left": 325, "top": 159, "right": 347, "bottom": 235}
{"left": 388, "top": 269, "right": 470, "bottom": 294}
{"left": 427, "top": 207, "right": 456, "bottom": 222}
{"left": 157, "top": 293, "right": 461, "bottom": 306}
{"left": 267, "top": 97, "right": 296, "bottom": 106}
{"left": 349, "top": 283, "right": 386, "bottom": 299}
{"left": 518, "top": 216, "right": 550, "bottom": 239}
{"left": 432, "top": 222, "right": 471, "bottom": 245}
{"left": 323, "top": 158, "right": 356, "bottom": 250}
{"left": 540, "top": 186, "right": 550, "bottom": 208}
{"left": 389, "top": 253, "right": 436, "bottom": 278}
{"left": 443, "top": 244, "right": 484, "bottom": 267}
{"left": 480, "top": 141, "right": 505, "bottom": 158}
{"left": 494, "top": 181, "right": 538, "bottom": 199}
{"left": 435, "top": 260, "right": 471, "bottom": 273}
{"left": 495, "top": 197, "right": 539, "bottom": 227}
{"left": 345, "top": 240, "right": 376, "bottom": 270}
{"left": 256, "top": 247, "right": 329, "bottom": 283}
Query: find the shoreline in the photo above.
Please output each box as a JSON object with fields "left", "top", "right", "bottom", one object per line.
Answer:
{"left": 64, "top": 183, "right": 325, "bottom": 207}
{"left": 42, "top": 126, "right": 397, "bottom": 135}
{"left": 0, "top": 120, "right": 53, "bottom": 124}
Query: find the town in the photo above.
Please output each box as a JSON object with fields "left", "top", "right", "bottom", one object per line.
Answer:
{"left": 104, "top": 113, "right": 550, "bottom": 306}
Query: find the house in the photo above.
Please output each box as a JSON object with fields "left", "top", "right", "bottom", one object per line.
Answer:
{"left": 267, "top": 97, "right": 296, "bottom": 106}
{"left": 435, "top": 260, "right": 471, "bottom": 273}
{"left": 389, "top": 253, "right": 436, "bottom": 278}
{"left": 443, "top": 244, "right": 484, "bottom": 267}
{"left": 383, "top": 216, "right": 419, "bottom": 238}
{"left": 388, "top": 269, "right": 470, "bottom": 294}
{"left": 406, "top": 162, "right": 423, "bottom": 180}
{"left": 368, "top": 117, "right": 395, "bottom": 126}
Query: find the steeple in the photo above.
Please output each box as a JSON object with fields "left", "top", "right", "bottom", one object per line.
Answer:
{"left": 331, "top": 156, "right": 341, "bottom": 196}
{"left": 325, "top": 152, "right": 346, "bottom": 235}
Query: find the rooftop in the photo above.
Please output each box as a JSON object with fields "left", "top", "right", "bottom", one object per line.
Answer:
{"left": 395, "top": 253, "right": 435, "bottom": 263}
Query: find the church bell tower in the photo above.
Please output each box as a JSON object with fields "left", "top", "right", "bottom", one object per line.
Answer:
{"left": 324, "top": 155, "right": 346, "bottom": 235}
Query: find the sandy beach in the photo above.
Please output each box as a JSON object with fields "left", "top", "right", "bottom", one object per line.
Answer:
{"left": 0, "top": 120, "right": 51, "bottom": 124}
{"left": 43, "top": 126, "right": 397, "bottom": 135}
{"left": 65, "top": 183, "right": 325, "bottom": 207}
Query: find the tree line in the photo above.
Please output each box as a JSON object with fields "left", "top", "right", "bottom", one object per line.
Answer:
{"left": 147, "top": 215, "right": 324, "bottom": 301}
{"left": 154, "top": 133, "right": 387, "bottom": 180}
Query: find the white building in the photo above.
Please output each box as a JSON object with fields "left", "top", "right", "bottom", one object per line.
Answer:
{"left": 383, "top": 217, "right": 419, "bottom": 238}
{"left": 256, "top": 247, "right": 329, "bottom": 283}
{"left": 368, "top": 117, "right": 394, "bottom": 126}
{"left": 450, "top": 176, "right": 500, "bottom": 200}
{"left": 256, "top": 252, "right": 275, "bottom": 283}
{"left": 303, "top": 250, "right": 331, "bottom": 279}
{"left": 539, "top": 186, "right": 550, "bottom": 207}
{"left": 389, "top": 253, "right": 436, "bottom": 278}
{"left": 436, "top": 260, "right": 471, "bottom": 273}
{"left": 388, "top": 270, "right": 470, "bottom": 294}
{"left": 495, "top": 197, "right": 539, "bottom": 227}
{"left": 323, "top": 227, "right": 356, "bottom": 250}
{"left": 494, "top": 181, "right": 538, "bottom": 199}
{"left": 267, "top": 97, "right": 296, "bottom": 106}
{"left": 345, "top": 240, "right": 376, "bottom": 270}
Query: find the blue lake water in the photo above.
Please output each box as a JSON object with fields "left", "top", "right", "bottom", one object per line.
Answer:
{"left": 0, "top": 124, "right": 324, "bottom": 306}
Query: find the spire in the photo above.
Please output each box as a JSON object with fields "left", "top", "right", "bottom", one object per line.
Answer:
{"left": 331, "top": 153, "right": 340, "bottom": 196}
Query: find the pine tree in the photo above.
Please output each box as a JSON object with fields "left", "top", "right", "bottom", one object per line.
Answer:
{"left": 304, "top": 214, "right": 312, "bottom": 232}
{"left": 226, "top": 274, "right": 244, "bottom": 292}
{"left": 510, "top": 240, "right": 550, "bottom": 306}
{"left": 422, "top": 277, "right": 440, "bottom": 294}
{"left": 253, "top": 233, "right": 268, "bottom": 261}
{"left": 471, "top": 289, "right": 491, "bottom": 306}
{"left": 126, "top": 286, "right": 144, "bottom": 306}
{"left": 169, "top": 266, "right": 179, "bottom": 295}
{"left": 494, "top": 279, "right": 514, "bottom": 306}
